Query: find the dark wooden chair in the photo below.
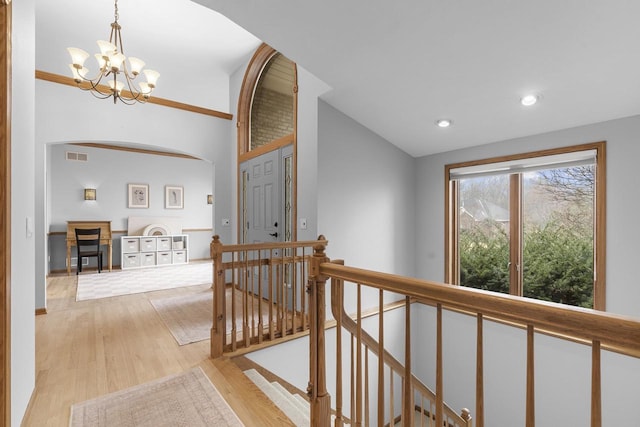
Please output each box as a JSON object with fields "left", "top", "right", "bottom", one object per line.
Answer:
{"left": 75, "top": 228, "right": 103, "bottom": 275}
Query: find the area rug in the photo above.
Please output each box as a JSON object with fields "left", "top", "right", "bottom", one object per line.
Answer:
{"left": 76, "top": 262, "right": 212, "bottom": 301}
{"left": 150, "top": 290, "right": 214, "bottom": 345}
{"left": 150, "top": 287, "right": 271, "bottom": 346}
{"left": 69, "top": 367, "right": 244, "bottom": 427}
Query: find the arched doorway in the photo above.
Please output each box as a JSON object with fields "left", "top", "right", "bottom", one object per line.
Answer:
{"left": 237, "top": 44, "right": 297, "bottom": 244}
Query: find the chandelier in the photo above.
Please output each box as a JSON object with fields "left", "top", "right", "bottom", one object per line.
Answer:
{"left": 67, "top": 0, "right": 160, "bottom": 104}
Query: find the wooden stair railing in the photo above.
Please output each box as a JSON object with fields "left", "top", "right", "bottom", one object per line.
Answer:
{"left": 305, "top": 238, "right": 640, "bottom": 427}
{"left": 329, "top": 265, "right": 472, "bottom": 427}
{"left": 210, "top": 235, "right": 327, "bottom": 357}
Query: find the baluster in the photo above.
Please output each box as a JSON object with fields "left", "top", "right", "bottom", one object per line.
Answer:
{"left": 403, "top": 296, "right": 413, "bottom": 426}
{"left": 526, "top": 324, "right": 535, "bottom": 427}
{"left": 251, "top": 250, "right": 256, "bottom": 340}
{"left": 476, "top": 313, "right": 484, "bottom": 427}
{"left": 257, "top": 249, "right": 263, "bottom": 344}
{"left": 243, "top": 250, "right": 249, "bottom": 348}
{"left": 268, "top": 248, "right": 275, "bottom": 340}
{"left": 436, "top": 304, "right": 443, "bottom": 427}
{"left": 302, "top": 247, "right": 308, "bottom": 330}
{"left": 591, "top": 340, "right": 601, "bottom": 427}
{"left": 281, "top": 252, "right": 287, "bottom": 335}
{"left": 334, "top": 277, "right": 344, "bottom": 427}
{"left": 365, "top": 346, "right": 370, "bottom": 427}
{"left": 231, "top": 251, "right": 237, "bottom": 351}
{"left": 356, "top": 284, "right": 363, "bottom": 426}
{"left": 292, "top": 248, "right": 298, "bottom": 333}
{"left": 351, "top": 334, "right": 356, "bottom": 425}
{"left": 389, "top": 372, "right": 394, "bottom": 427}
{"left": 276, "top": 261, "right": 282, "bottom": 335}
{"left": 279, "top": 255, "right": 285, "bottom": 335}
{"left": 378, "top": 289, "right": 385, "bottom": 427}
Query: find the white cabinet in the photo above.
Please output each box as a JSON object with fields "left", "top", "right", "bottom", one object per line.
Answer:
{"left": 121, "top": 235, "right": 189, "bottom": 270}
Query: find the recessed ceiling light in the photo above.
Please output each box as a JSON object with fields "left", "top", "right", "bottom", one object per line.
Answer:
{"left": 436, "top": 119, "right": 452, "bottom": 128}
{"left": 521, "top": 94, "right": 539, "bottom": 106}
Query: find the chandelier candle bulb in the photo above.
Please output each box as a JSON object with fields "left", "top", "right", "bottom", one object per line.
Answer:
{"left": 66, "top": 0, "right": 159, "bottom": 104}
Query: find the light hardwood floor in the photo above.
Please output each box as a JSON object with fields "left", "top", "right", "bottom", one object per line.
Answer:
{"left": 22, "top": 269, "right": 295, "bottom": 426}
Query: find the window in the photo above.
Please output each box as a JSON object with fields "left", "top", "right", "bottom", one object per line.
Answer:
{"left": 445, "top": 142, "right": 606, "bottom": 310}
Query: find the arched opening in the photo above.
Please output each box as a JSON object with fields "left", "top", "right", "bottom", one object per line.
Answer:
{"left": 237, "top": 44, "right": 297, "bottom": 243}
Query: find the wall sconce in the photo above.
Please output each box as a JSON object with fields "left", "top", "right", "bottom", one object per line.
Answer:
{"left": 84, "top": 188, "right": 97, "bottom": 201}
{"left": 207, "top": 194, "right": 213, "bottom": 204}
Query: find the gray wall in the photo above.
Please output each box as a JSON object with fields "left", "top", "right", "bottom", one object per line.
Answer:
{"left": 413, "top": 114, "right": 640, "bottom": 426}
{"left": 318, "top": 100, "right": 416, "bottom": 314}
{"left": 47, "top": 144, "right": 214, "bottom": 271}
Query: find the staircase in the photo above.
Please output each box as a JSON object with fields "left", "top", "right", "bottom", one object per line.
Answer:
{"left": 243, "top": 368, "right": 311, "bottom": 427}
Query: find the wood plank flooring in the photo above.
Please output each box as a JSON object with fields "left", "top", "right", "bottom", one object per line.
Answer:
{"left": 22, "top": 268, "right": 295, "bottom": 426}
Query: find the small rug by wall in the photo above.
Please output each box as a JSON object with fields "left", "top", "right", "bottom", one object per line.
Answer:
{"left": 69, "top": 367, "right": 244, "bottom": 427}
{"left": 76, "top": 262, "right": 212, "bottom": 301}
{"left": 150, "top": 290, "right": 213, "bottom": 345}
{"left": 150, "top": 287, "right": 272, "bottom": 346}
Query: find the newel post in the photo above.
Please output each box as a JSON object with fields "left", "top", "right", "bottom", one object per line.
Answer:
{"left": 307, "top": 236, "right": 331, "bottom": 427}
{"left": 210, "top": 235, "right": 225, "bottom": 358}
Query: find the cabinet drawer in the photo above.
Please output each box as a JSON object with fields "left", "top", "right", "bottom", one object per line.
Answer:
{"left": 123, "top": 253, "right": 141, "bottom": 268}
{"left": 122, "top": 238, "right": 140, "bottom": 253}
{"left": 157, "top": 237, "right": 172, "bottom": 251}
{"left": 172, "top": 250, "right": 187, "bottom": 264}
{"left": 140, "top": 252, "right": 156, "bottom": 266}
{"left": 140, "top": 237, "right": 157, "bottom": 252}
{"left": 156, "top": 251, "right": 172, "bottom": 265}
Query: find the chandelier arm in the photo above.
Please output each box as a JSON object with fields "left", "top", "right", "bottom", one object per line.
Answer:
{"left": 117, "top": 71, "right": 145, "bottom": 102}
{"left": 87, "top": 89, "right": 116, "bottom": 100}
{"left": 73, "top": 73, "right": 113, "bottom": 98}
{"left": 116, "top": 90, "right": 146, "bottom": 105}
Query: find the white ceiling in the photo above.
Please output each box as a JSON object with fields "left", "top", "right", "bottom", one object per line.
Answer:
{"left": 36, "top": 0, "right": 640, "bottom": 158}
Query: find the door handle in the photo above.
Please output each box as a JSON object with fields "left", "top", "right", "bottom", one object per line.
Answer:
{"left": 269, "top": 232, "right": 279, "bottom": 238}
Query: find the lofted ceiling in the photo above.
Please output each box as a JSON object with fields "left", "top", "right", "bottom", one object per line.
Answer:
{"left": 36, "top": 0, "right": 640, "bottom": 158}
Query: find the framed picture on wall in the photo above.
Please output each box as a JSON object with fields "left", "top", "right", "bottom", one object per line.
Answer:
{"left": 128, "top": 183, "right": 149, "bottom": 208}
{"left": 165, "top": 185, "right": 184, "bottom": 209}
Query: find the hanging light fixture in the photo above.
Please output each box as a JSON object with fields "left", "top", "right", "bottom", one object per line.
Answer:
{"left": 67, "top": 0, "right": 159, "bottom": 104}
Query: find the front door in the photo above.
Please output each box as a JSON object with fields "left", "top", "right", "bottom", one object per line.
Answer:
{"left": 241, "top": 148, "right": 282, "bottom": 245}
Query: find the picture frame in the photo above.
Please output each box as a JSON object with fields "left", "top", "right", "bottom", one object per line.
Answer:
{"left": 128, "top": 183, "right": 149, "bottom": 209}
{"left": 165, "top": 185, "right": 184, "bottom": 209}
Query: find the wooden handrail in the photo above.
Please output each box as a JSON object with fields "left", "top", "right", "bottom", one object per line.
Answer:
{"left": 319, "top": 262, "right": 640, "bottom": 354}
{"left": 329, "top": 268, "right": 468, "bottom": 426}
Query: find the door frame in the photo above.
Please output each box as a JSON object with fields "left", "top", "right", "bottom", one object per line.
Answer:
{"left": 236, "top": 43, "right": 298, "bottom": 243}
{"left": 1, "top": 1, "right": 12, "bottom": 424}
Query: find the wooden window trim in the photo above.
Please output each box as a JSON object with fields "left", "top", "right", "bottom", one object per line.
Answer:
{"left": 445, "top": 141, "right": 606, "bottom": 310}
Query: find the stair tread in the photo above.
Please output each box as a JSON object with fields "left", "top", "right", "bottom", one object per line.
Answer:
{"left": 270, "top": 381, "right": 308, "bottom": 413}
{"left": 244, "top": 369, "right": 310, "bottom": 426}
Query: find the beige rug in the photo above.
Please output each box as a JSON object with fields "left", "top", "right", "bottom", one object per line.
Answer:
{"left": 150, "top": 288, "right": 272, "bottom": 346}
{"left": 150, "top": 289, "right": 214, "bottom": 345}
{"left": 76, "top": 262, "right": 212, "bottom": 301}
{"left": 69, "top": 367, "right": 244, "bottom": 427}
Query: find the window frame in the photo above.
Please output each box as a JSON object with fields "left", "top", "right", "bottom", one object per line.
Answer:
{"left": 445, "top": 141, "right": 606, "bottom": 310}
